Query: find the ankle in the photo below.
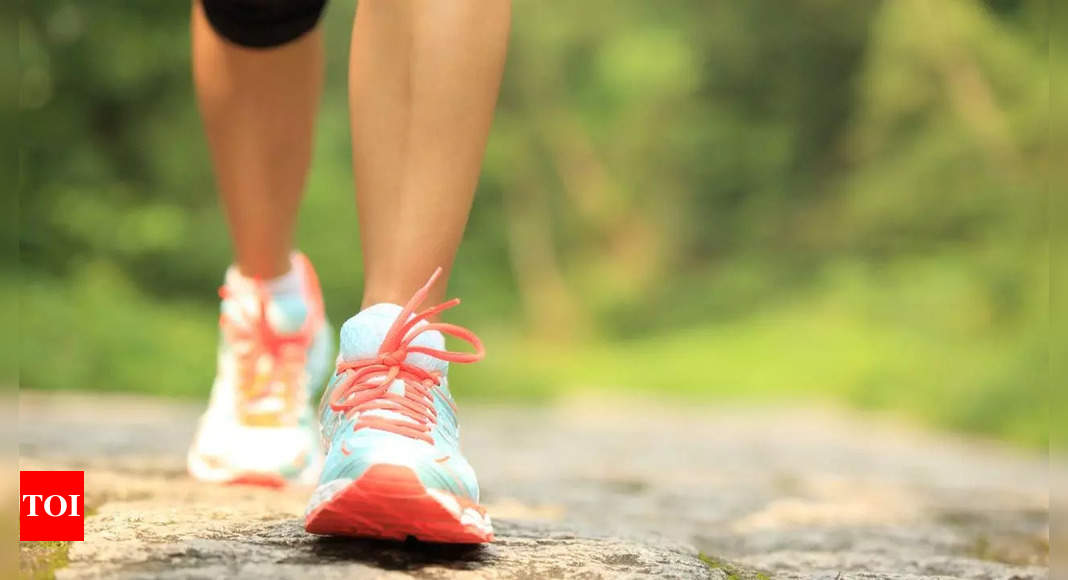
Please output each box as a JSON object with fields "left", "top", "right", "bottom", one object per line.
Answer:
{"left": 234, "top": 252, "right": 293, "bottom": 280}
{"left": 227, "top": 253, "right": 305, "bottom": 298}
{"left": 362, "top": 283, "right": 447, "bottom": 312}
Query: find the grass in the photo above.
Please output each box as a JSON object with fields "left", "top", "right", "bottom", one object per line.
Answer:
{"left": 18, "top": 542, "right": 70, "bottom": 580}
{"left": 12, "top": 251, "right": 1048, "bottom": 449}
{"left": 458, "top": 256, "right": 1048, "bottom": 448}
{"left": 698, "top": 552, "right": 770, "bottom": 580}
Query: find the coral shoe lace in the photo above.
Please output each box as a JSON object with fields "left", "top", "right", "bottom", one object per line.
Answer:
{"left": 218, "top": 255, "right": 323, "bottom": 416}
{"left": 326, "top": 267, "right": 484, "bottom": 444}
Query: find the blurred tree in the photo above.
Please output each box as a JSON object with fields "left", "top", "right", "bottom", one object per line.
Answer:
{"left": 15, "top": 0, "right": 1049, "bottom": 445}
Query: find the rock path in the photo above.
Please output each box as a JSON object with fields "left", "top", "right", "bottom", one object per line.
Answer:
{"left": 18, "top": 392, "right": 1049, "bottom": 579}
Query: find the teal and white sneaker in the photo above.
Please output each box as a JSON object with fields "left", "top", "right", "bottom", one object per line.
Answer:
{"left": 188, "top": 252, "right": 334, "bottom": 487}
{"left": 304, "top": 267, "right": 493, "bottom": 543}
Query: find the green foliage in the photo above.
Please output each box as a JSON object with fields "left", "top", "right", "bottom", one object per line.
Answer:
{"left": 17, "top": 1, "right": 1048, "bottom": 446}
{"left": 18, "top": 541, "right": 71, "bottom": 580}
{"left": 698, "top": 552, "right": 770, "bottom": 580}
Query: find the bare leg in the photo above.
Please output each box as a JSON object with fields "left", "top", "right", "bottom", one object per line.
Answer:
{"left": 192, "top": 1, "right": 324, "bottom": 279}
{"left": 349, "top": 0, "right": 510, "bottom": 307}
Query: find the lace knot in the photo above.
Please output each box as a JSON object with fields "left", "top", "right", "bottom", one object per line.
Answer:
{"left": 380, "top": 348, "right": 407, "bottom": 367}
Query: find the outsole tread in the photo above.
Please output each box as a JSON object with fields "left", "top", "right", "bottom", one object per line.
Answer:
{"left": 304, "top": 464, "right": 493, "bottom": 544}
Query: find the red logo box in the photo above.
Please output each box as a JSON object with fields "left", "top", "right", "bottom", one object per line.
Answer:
{"left": 20, "top": 471, "right": 85, "bottom": 541}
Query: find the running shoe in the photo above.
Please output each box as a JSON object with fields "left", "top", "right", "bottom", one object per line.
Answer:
{"left": 188, "top": 252, "right": 334, "bottom": 487}
{"left": 304, "top": 267, "right": 492, "bottom": 543}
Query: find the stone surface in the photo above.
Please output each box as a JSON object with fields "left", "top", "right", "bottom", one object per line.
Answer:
{"left": 19, "top": 392, "right": 1049, "bottom": 579}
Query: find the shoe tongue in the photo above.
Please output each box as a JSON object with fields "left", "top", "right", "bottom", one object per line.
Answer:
{"left": 338, "top": 303, "right": 447, "bottom": 374}
{"left": 222, "top": 262, "right": 309, "bottom": 334}
{"left": 222, "top": 293, "right": 308, "bottom": 334}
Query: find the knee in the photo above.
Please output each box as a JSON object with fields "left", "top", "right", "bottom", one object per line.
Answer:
{"left": 200, "top": 0, "right": 328, "bottom": 49}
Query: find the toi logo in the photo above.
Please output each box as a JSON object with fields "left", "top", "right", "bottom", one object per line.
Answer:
{"left": 20, "top": 471, "right": 85, "bottom": 541}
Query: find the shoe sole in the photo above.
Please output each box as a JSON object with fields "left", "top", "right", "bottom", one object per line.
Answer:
{"left": 187, "top": 448, "right": 321, "bottom": 488}
{"left": 225, "top": 472, "right": 288, "bottom": 488}
{"left": 304, "top": 464, "right": 493, "bottom": 543}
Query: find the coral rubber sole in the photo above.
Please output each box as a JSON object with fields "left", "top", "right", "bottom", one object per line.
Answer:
{"left": 225, "top": 472, "right": 287, "bottom": 488}
{"left": 304, "top": 464, "right": 493, "bottom": 543}
{"left": 187, "top": 449, "right": 320, "bottom": 488}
